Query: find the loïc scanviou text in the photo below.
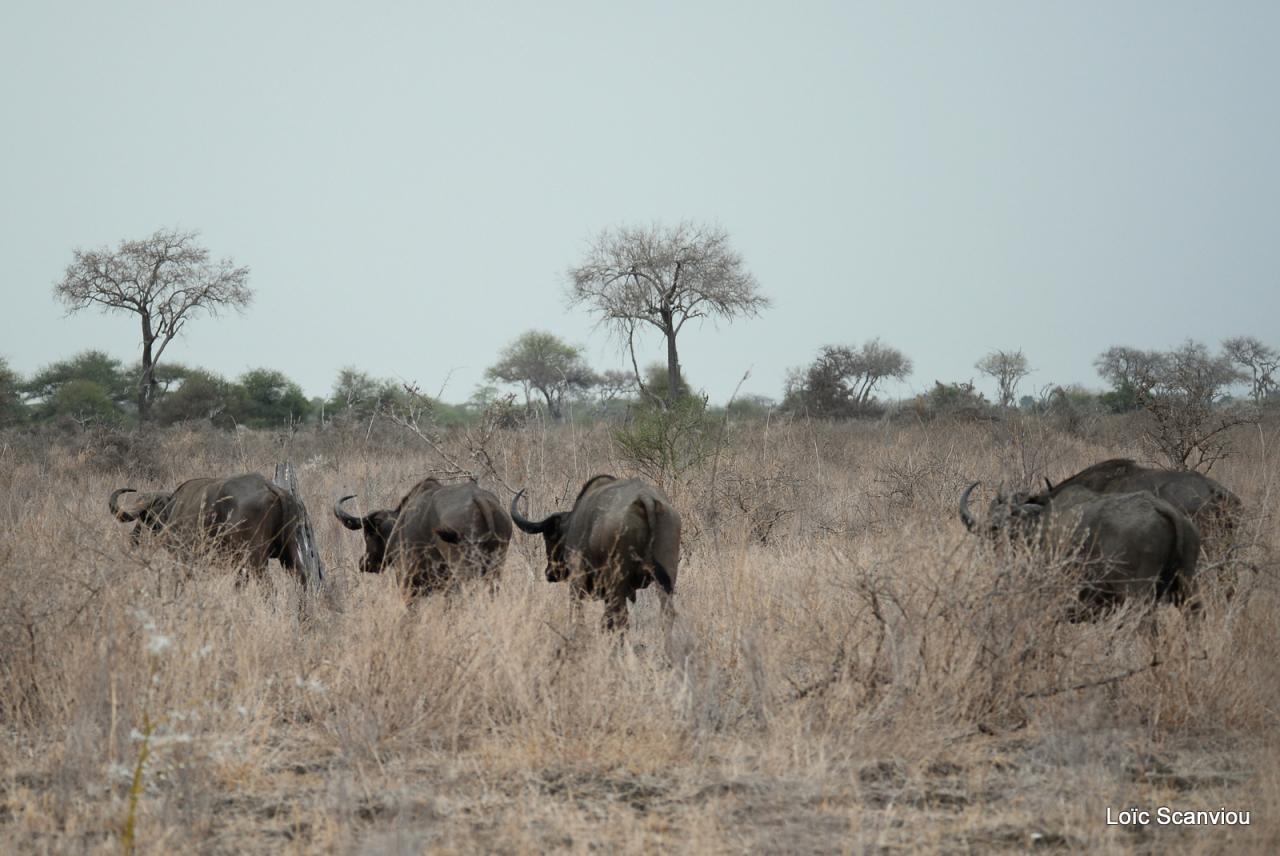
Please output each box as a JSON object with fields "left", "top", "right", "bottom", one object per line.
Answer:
{"left": 1107, "top": 807, "right": 1251, "bottom": 826}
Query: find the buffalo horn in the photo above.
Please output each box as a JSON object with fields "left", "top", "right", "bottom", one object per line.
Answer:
{"left": 959, "top": 481, "right": 981, "bottom": 533}
{"left": 334, "top": 494, "right": 364, "bottom": 530}
{"left": 510, "top": 489, "right": 549, "bottom": 534}
{"left": 109, "top": 487, "right": 139, "bottom": 521}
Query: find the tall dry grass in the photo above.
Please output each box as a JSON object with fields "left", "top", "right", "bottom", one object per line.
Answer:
{"left": 0, "top": 413, "right": 1277, "bottom": 853}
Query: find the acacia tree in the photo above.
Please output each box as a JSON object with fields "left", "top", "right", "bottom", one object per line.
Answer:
{"left": 486, "top": 331, "right": 597, "bottom": 420}
{"left": 326, "top": 367, "right": 407, "bottom": 420}
{"left": 1222, "top": 336, "right": 1279, "bottom": 405}
{"left": 1094, "top": 345, "right": 1162, "bottom": 411}
{"left": 53, "top": 228, "right": 252, "bottom": 421}
{"left": 568, "top": 221, "right": 768, "bottom": 407}
{"left": 783, "top": 340, "right": 912, "bottom": 418}
{"left": 975, "top": 349, "right": 1031, "bottom": 408}
{"left": 593, "top": 369, "right": 637, "bottom": 406}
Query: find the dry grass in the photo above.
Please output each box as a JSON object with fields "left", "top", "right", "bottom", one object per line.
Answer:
{"left": 1, "top": 414, "right": 1277, "bottom": 853}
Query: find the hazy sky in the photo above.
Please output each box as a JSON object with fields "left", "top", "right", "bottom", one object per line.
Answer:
{"left": 3, "top": 1, "right": 1277, "bottom": 405}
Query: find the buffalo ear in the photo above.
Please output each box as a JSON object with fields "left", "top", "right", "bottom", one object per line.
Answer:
{"left": 138, "top": 494, "right": 170, "bottom": 525}
{"left": 114, "top": 491, "right": 164, "bottom": 523}
{"left": 435, "top": 528, "right": 462, "bottom": 544}
{"left": 365, "top": 511, "right": 395, "bottom": 540}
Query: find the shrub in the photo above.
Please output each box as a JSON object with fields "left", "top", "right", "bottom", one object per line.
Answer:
{"left": 613, "top": 395, "right": 716, "bottom": 494}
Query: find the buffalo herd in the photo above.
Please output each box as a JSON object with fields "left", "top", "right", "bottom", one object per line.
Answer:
{"left": 107, "top": 457, "right": 1241, "bottom": 633}
{"left": 959, "top": 459, "right": 1241, "bottom": 621}
{"left": 108, "top": 470, "right": 682, "bottom": 631}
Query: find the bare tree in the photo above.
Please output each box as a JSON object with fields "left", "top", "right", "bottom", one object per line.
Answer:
{"left": 1095, "top": 346, "right": 1160, "bottom": 388}
{"left": 1105, "top": 340, "right": 1252, "bottom": 471}
{"left": 1222, "top": 335, "right": 1279, "bottom": 405}
{"left": 568, "top": 221, "right": 768, "bottom": 407}
{"left": 975, "top": 349, "right": 1031, "bottom": 408}
{"left": 1093, "top": 345, "right": 1164, "bottom": 411}
{"left": 591, "top": 369, "right": 637, "bottom": 410}
{"left": 1139, "top": 341, "right": 1250, "bottom": 470}
{"left": 53, "top": 228, "right": 252, "bottom": 421}
{"left": 844, "top": 339, "right": 914, "bottom": 406}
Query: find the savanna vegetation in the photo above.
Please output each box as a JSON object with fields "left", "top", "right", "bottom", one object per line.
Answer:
{"left": 0, "top": 406, "right": 1277, "bottom": 853}
{"left": 4, "top": 224, "right": 1278, "bottom": 852}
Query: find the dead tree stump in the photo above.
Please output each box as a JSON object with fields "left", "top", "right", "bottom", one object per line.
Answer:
{"left": 274, "top": 460, "right": 324, "bottom": 591}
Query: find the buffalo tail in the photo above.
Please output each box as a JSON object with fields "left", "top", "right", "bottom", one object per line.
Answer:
{"left": 1154, "top": 501, "right": 1201, "bottom": 605}
{"left": 473, "top": 495, "right": 500, "bottom": 550}
{"left": 639, "top": 496, "right": 676, "bottom": 595}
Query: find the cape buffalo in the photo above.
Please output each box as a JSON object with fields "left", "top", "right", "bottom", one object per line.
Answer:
{"left": 1043, "top": 458, "right": 1240, "bottom": 539}
{"left": 109, "top": 473, "right": 324, "bottom": 589}
{"left": 334, "top": 478, "right": 511, "bottom": 595}
{"left": 510, "top": 475, "right": 679, "bottom": 632}
{"left": 959, "top": 482, "right": 1200, "bottom": 617}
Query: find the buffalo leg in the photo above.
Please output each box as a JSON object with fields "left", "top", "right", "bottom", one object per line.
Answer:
{"left": 658, "top": 588, "right": 676, "bottom": 633}
{"left": 235, "top": 543, "right": 272, "bottom": 590}
{"left": 1138, "top": 606, "right": 1162, "bottom": 667}
{"left": 482, "top": 557, "right": 503, "bottom": 596}
{"left": 602, "top": 597, "right": 629, "bottom": 633}
{"left": 236, "top": 564, "right": 270, "bottom": 590}
{"left": 568, "top": 584, "right": 588, "bottom": 623}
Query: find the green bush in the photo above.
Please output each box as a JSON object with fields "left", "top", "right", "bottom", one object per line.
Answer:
{"left": 226, "top": 368, "right": 313, "bottom": 429}
{"left": 24, "top": 350, "right": 134, "bottom": 422}
{"left": 154, "top": 369, "right": 234, "bottom": 425}
{"left": 48, "top": 379, "right": 124, "bottom": 425}
{"left": 613, "top": 395, "right": 716, "bottom": 491}
{"left": 0, "top": 357, "right": 27, "bottom": 427}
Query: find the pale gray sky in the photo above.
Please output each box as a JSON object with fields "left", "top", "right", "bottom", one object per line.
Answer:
{"left": 2, "top": 1, "right": 1277, "bottom": 405}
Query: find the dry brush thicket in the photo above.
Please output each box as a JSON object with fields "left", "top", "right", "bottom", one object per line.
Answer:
{"left": 1, "top": 414, "right": 1278, "bottom": 853}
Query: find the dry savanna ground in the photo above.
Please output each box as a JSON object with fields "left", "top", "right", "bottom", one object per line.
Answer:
{"left": 1, "top": 413, "right": 1278, "bottom": 854}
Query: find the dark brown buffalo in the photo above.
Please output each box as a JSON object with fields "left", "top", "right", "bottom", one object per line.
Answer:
{"left": 109, "top": 473, "right": 323, "bottom": 588}
{"left": 334, "top": 478, "right": 511, "bottom": 595}
{"left": 960, "top": 481, "right": 1200, "bottom": 617}
{"left": 1043, "top": 458, "right": 1241, "bottom": 539}
{"left": 510, "top": 475, "right": 679, "bottom": 631}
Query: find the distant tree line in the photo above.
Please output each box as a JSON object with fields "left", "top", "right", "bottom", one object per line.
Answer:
{"left": 780, "top": 337, "right": 1278, "bottom": 423}
{"left": 2, "top": 335, "right": 1276, "bottom": 433}
{"left": 0, "top": 350, "right": 308, "bottom": 429}
{"left": 5, "top": 224, "right": 1276, "bottom": 440}
{"left": 0, "top": 340, "right": 730, "bottom": 431}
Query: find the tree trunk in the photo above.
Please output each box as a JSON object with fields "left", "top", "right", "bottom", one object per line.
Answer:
{"left": 138, "top": 317, "right": 155, "bottom": 422}
{"left": 542, "top": 387, "right": 561, "bottom": 421}
{"left": 661, "top": 312, "right": 681, "bottom": 407}
{"left": 273, "top": 461, "right": 324, "bottom": 592}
